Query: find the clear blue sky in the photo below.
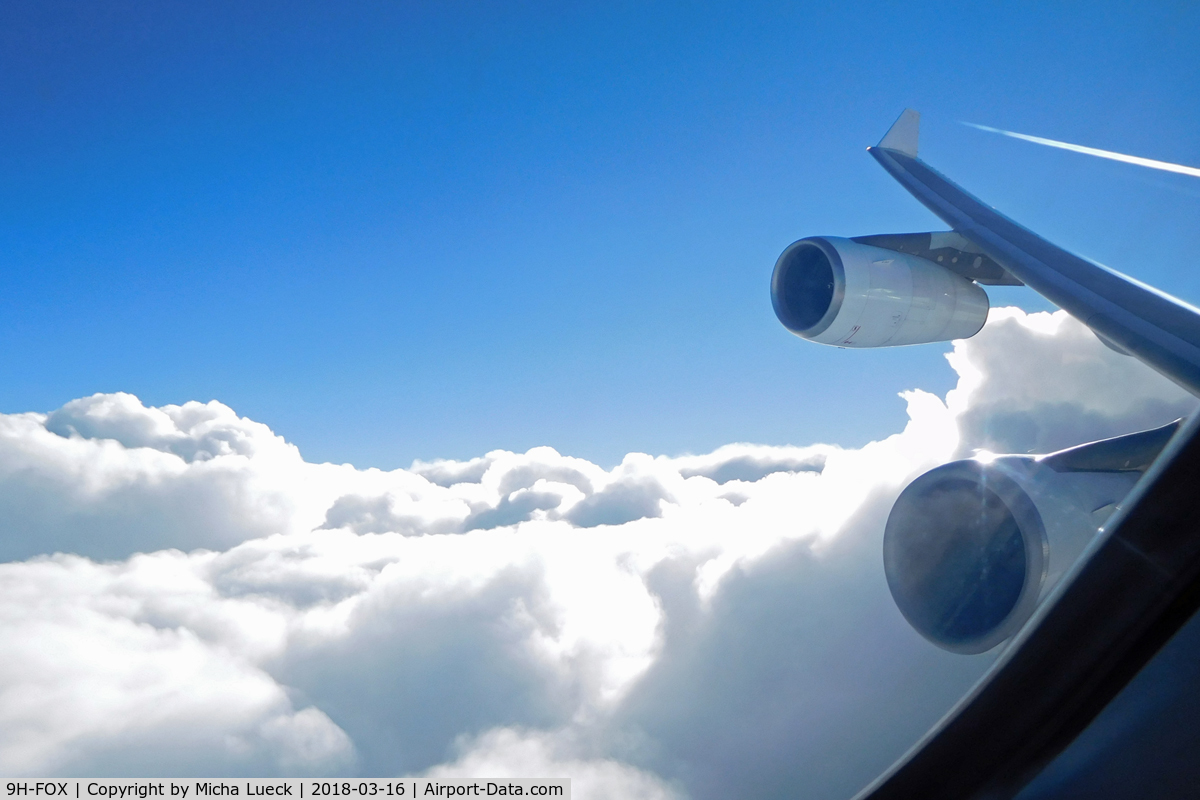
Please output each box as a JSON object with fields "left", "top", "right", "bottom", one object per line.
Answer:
{"left": 2, "top": 1, "right": 1198, "bottom": 469}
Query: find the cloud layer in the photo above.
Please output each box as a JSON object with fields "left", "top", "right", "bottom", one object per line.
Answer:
{"left": 0, "top": 309, "right": 1192, "bottom": 799}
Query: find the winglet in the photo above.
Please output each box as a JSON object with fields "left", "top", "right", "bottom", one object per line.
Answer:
{"left": 877, "top": 109, "right": 920, "bottom": 157}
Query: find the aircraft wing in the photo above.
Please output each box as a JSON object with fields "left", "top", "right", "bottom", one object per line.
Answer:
{"left": 867, "top": 109, "right": 1200, "bottom": 395}
{"left": 846, "top": 112, "right": 1200, "bottom": 799}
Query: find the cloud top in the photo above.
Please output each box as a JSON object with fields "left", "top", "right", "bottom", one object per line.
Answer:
{"left": 0, "top": 308, "right": 1191, "bottom": 798}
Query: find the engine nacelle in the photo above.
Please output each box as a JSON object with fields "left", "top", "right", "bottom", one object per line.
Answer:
{"left": 771, "top": 236, "right": 989, "bottom": 347}
{"left": 883, "top": 422, "right": 1179, "bottom": 654}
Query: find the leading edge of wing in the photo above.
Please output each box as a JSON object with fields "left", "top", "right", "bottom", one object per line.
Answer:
{"left": 868, "top": 110, "right": 1200, "bottom": 396}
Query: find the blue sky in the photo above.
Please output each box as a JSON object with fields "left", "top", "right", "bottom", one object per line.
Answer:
{"left": 2, "top": 1, "right": 1198, "bottom": 469}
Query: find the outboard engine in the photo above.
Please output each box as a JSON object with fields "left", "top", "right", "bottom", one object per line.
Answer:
{"left": 771, "top": 236, "right": 989, "bottom": 347}
{"left": 884, "top": 422, "right": 1179, "bottom": 653}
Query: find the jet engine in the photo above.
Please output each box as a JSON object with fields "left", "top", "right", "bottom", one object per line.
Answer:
{"left": 883, "top": 422, "right": 1179, "bottom": 653}
{"left": 771, "top": 236, "right": 989, "bottom": 347}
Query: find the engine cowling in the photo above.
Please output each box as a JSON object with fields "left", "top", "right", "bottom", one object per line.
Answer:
{"left": 771, "top": 236, "right": 989, "bottom": 347}
{"left": 882, "top": 422, "right": 1180, "bottom": 654}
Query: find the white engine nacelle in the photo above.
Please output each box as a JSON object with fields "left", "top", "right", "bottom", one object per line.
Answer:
{"left": 771, "top": 236, "right": 989, "bottom": 347}
{"left": 882, "top": 422, "right": 1178, "bottom": 654}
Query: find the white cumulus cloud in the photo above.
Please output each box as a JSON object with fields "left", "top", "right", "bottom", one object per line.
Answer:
{"left": 0, "top": 308, "right": 1190, "bottom": 798}
{"left": 415, "top": 728, "right": 682, "bottom": 800}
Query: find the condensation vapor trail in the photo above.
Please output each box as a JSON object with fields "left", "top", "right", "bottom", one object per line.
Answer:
{"left": 964, "top": 122, "right": 1200, "bottom": 179}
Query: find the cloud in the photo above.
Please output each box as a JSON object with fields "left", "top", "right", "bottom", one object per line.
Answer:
{"left": 0, "top": 308, "right": 1190, "bottom": 797}
{"left": 0, "top": 392, "right": 336, "bottom": 561}
{"left": 947, "top": 308, "right": 1196, "bottom": 455}
{"left": 415, "top": 728, "right": 682, "bottom": 800}
{"left": 0, "top": 551, "right": 354, "bottom": 777}
{"left": 675, "top": 445, "right": 827, "bottom": 485}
